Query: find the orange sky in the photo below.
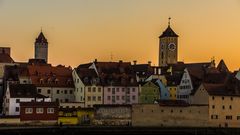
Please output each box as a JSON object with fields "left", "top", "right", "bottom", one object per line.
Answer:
{"left": 0, "top": 0, "right": 239, "bottom": 71}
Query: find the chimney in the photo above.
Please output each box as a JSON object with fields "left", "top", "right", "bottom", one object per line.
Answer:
{"left": 148, "top": 61, "right": 151, "bottom": 66}
{"left": 94, "top": 59, "right": 97, "bottom": 63}
{"left": 133, "top": 60, "right": 137, "bottom": 65}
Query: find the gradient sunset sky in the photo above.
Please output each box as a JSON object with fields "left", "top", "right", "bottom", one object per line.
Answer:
{"left": 0, "top": 0, "right": 239, "bottom": 71}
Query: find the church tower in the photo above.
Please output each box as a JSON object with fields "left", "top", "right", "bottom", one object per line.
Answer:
{"left": 159, "top": 18, "right": 178, "bottom": 67}
{"left": 35, "top": 31, "right": 48, "bottom": 63}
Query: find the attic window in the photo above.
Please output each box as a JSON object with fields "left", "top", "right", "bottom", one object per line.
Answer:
{"left": 47, "top": 78, "right": 51, "bottom": 84}
{"left": 67, "top": 79, "right": 72, "bottom": 85}
{"left": 55, "top": 79, "right": 59, "bottom": 84}
{"left": 40, "top": 79, "right": 44, "bottom": 84}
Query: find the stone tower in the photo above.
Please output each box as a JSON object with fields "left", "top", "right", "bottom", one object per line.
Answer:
{"left": 159, "top": 18, "right": 178, "bottom": 67}
{"left": 35, "top": 31, "right": 48, "bottom": 63}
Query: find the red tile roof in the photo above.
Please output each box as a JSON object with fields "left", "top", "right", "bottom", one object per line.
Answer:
{"left": 28, "top": 64, "right": 74, "bottom": 87}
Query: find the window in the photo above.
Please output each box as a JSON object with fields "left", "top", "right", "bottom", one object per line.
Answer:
{"left": 222, "top": 97, "right": 224, "bottom": 100}
{"left": 122, "top": 88, "right": 125, "bottom": 92}
{"left": 70, "top": 90, "right": 73, "bottom": 94}
{"left": 93, "top": 96, "right": 96, "bottom": 101}
{"left": 229, "top": 105, "right": 232, "bottom": 110}
{"left": 47, "top": 90, "right": 51, "bottom": 94}
{"left": 57, "top": 90, "right": 60, "bottom": 94}
{"left": 161, "top": 110, "right": 164, "bottom": 113}
{"left": 93, "top": 87, "right": 96, "bottom": 92}
{"left": 222, "top": 105, "right": 225, "bottom": 109}
{"left": 25, "top": 108, "right": 33, "bottom": 114}
{"left": 231, "top": 97, "right": 233, "bottom": 101}
{"left": 108, "top": 88, "right": 111, "bottom": 92}
{"left": 237, "top": 116, "right": 240, "bottom": 120}
{"left": 112, "top": 88, "right": 115, "bottom": 94}
{"left": 212, "top": 105, "right": 215, "bottom": 109}
{"left": 107, "top": 96, "right": 111, "bottom": 100}
{"left": 211, "top": 115, "right": 218, "bottom": 119}
{"left": 88, "top": 87, "right": 91, "bottom": 92}
{"left": 38, "top": 89, "right": 41, "bottom": 93}
{"left": 88, "top": 96, "right": 91, "bottom": 101}
{"left": 132, "top": 88, "right": 135, "bottom": 92}
{"left": 64, "top": 90, "right": 67, "bottom": 94}
{"left": 36, "top": 108, "right": 43, "bottom": 114}
{"left": 112, "top": 96, "right": 115, "bottom": 103}
{"left": 226, "top": 115, "right": 232, "bottom": 120}
{"left": 126, "top": 88, "right": 130, "bottom": 94}
{"left": 15, "top": 107, "right": 19, "bottom": 112}
{"left": 212, "top": 96, "right": 215, "bottom": 100}
{"left": 171, "top": 110, "right": 173, "bottom": 113}
{"left": 16, "top": 99, "right": 20, "bottom": 103}
{"left": 132, "top": 95, "right": 136, "bottom": 100}
{"left": 65, "top": 99, "right": 69, "bottom": 102}
{"left": 47, "top": 108, "right": 54, "bottom": 114}
{"left": 180, "top": 110, "right": 182, "bottom": 113}
{"left": 98, "top": 96, "right": 101, "bottom": 101}
{"left": 98, "top": 87, "right": 101, "bottom": 92}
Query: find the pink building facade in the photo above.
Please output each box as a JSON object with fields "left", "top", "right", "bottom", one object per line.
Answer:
{"left": 103, "top": 86, "right": 139, "bottom": 104}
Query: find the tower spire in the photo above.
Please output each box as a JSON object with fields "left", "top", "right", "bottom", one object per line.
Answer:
{"left": 168, "top": 17, "right": 171, "bottom": 26}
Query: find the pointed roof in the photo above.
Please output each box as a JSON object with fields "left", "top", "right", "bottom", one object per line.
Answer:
{"left": 159, "top": 26, "right": 179, "bottom": 38}
{"left": 35, "top": 32, "right": 48, "bottom": 43}
{"left": 217, "top": 59, "right": 229, "bottom": 73}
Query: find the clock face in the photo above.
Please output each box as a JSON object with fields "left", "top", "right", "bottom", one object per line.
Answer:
{"left": 168, "top": 43, "right": 176, "bottom": 51}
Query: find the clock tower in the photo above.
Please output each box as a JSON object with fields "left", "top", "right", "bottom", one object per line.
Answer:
{"left": 159, "top": 18, "right": 179, "bottom": 67}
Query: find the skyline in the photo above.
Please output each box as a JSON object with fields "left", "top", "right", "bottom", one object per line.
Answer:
{"left": 0, "top": 0, "right": 240, "bottom": 70}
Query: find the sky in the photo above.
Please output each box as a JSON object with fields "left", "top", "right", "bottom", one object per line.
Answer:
{"left": 0, "top": 0, "right": 240, "bottom": 71}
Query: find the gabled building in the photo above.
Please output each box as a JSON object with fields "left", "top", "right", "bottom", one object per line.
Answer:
{"left": 139, "top": 80, "right": 160, "bottom": 103}
{"left": 74, "top": 60, "right": 139, "bottom": 106}
{"left": 28, "top": 63, "right": 74, "bottom": 103}
{"left": 3, "top": 84, "right": 51, "bottom": 116}
{"left": 73, "top": 63, "right": 103, "bottom": 107}
{"left": 0, "top": 47, "right": 16, "bottom": 112}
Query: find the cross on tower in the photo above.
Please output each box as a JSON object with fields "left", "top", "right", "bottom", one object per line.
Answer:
{"left": 168, "top": 17, "right": 171, "bottom": 26}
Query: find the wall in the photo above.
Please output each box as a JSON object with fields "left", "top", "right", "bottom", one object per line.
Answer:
{"left": 190, "top": 84, "right": 209, "bottom": 105}
{"left": 139, "top": 82, "right": 160, "bottom": 103}
{"left": 85, "top": 86, "right": 103, "bottom": 107}
{"left": 93, "top": 105, "right": 132, "bottom": 126}
{"left": 0, "top": 117, "right": 20, "bottom": 125}
{"left": 177, "top": 69, "right": 193, "bottom": 102}
{"left": 58, "top": 117, "right": 78, "bottom": 125}
{"left": 103, "top": 86, "right": 139, "bottom": 105}
{"left": 72, "top": 69, "right": 85, "bottom": 103}
{"left": 132, "top": 104, "right": 209, "bottom": 127}
{"left": 209, "top": 95, "right": 240, "bottom": 127}
{"left": 37, "top": 87, "right": 74, "bottom": 103}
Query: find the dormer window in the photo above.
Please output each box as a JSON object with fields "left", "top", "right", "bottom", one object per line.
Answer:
{"left": 40, "top": 78, "right": 44, "bottom": 84}
{"left": 67, "top": 79, "right": 72, "bottom": 85}
{"left": 55, "top": 79, "right": 59, "bottom": 84}
{"left": 47, "top": 78, "right": 52, "bottom": 84}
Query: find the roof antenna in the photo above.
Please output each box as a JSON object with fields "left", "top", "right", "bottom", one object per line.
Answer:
{"left": 168, "top": 17, "right": 171, "bottom": 26}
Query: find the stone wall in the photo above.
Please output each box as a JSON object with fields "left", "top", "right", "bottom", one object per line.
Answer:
{"left": 132, "top": 104, "right": 209, "bottom": 127}
{"left": 93, "top": 105, "right": 131, "bottom": 126}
